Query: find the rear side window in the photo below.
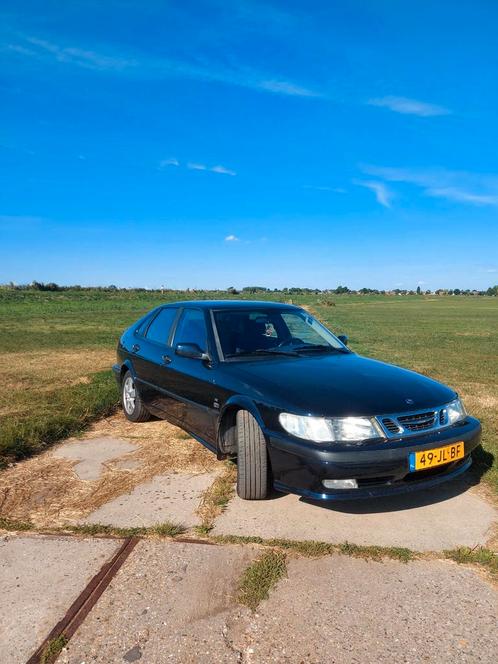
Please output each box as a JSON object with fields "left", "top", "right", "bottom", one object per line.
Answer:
{"left": 145, "top": 307, "right": 178, "bottom": 345}
{"left": 173, "top": 309, "right": 207, "bottom": 351}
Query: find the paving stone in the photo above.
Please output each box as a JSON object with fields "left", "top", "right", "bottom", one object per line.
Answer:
{"left": 213, "top": 482, "right": 497, "bottom": 551}
{"left": 0, "top": 534, "right": 119, "bottom": 664}
{"left": 230, "top": 554, "right": 498, "bottom": 664}
{"left": 53, "top": 437, "right": 138, "bottom": 480}
{"left": 82, "top": 472, "right": 218, "bottom": 528}
{"left": 59, "top": 540, "right": 258, "bottom": 664}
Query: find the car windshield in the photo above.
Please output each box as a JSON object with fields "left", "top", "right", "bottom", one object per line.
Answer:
{"left": 213, "top": 308, "right": 348, "bottom": 359}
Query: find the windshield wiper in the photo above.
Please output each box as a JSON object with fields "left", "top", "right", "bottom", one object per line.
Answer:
{"left": 226, "top": 348, "right": 300, "bottom": 358}
{"left": 290, "top": 344, "right": 350, "bottom": 354}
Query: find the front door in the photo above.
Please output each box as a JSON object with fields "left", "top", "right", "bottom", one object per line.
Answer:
{"left": 168, "top": 308, "right": 219, "bottom": 442}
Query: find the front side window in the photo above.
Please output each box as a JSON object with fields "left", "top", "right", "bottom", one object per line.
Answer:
{"left": 213, "top": 308, "right": 347, "bottom": 359}
{"left": 174, "top": 309, "right": 208, "bottom": 352}
{"left": 145, "top": 307, "right": 178, "bottom": 345}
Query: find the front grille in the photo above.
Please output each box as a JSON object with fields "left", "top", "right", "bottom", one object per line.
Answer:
{"left": 381, "top": 417, "right": 402, "bottom": 434}
{"left": 397, "top": 411, "right": 436, "bottom": 431}
{"left": 376, "top": 404, "right": 454, "bottom": 439}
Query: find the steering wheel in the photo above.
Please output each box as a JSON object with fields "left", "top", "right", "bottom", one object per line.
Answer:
{"left": 277, "top": 336, "right": 304, "bottom": 348}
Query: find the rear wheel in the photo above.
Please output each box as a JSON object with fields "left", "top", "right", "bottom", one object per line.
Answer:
{"left": 236, "top": 410, "right": 270, "bottom": 500}
{"left": 121, "top": 371, "right": 151, "bottom": 422}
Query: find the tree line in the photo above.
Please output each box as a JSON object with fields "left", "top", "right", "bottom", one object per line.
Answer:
{"left": 2, "top": 281, "right": 497, "bottom": 297}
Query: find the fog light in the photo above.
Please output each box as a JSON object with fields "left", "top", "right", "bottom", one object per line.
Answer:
{"left": 322, "top": 479, "right": 358, "bottom": 489}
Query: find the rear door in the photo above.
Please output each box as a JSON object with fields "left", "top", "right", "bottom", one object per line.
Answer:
{"left": 132, "top": 306, "right": 181, "bottom": 420}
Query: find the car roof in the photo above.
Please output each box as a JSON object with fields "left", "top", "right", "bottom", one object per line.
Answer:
{"left": 161, "top": 300, "right": 300, "bottom": 310}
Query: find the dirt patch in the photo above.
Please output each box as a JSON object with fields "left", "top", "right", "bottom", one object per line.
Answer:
{"left": 0, "top": 414, "right": 217, "bottom": 527}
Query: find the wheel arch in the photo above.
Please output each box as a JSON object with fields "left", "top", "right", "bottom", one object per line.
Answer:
{"left": 217, "top": 396, "right": 266, "bottom": 457}
{"left": 119, "top": 359, "right": 137, "bottom": 383}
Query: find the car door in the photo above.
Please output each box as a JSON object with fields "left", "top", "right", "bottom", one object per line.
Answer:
{"left": 168, "top": 307, "right": 218, "bottom": 442}
{"left": 131, "top": 306, "right": 182, "bottom": 421}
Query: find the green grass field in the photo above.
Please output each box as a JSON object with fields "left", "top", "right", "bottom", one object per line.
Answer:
{"left": 0, "top": 289, "right": 496, "bottom": 493}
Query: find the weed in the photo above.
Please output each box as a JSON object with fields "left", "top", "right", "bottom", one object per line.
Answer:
{"left": 444, "top": 546, "right": 498, "bottom": 578}
{"left": 337, "top": 541, "right": 414, "bottom": 562}
{"left": 211, "top": 534, "right": 415, "bottom": 562}
{"left": 238, "top": 549, "right": 287, "bottom": 610}
{"left": 0, "top": 516, "right": 34, "bottom": 531}
{"left": 40, "top": 635, "right": 68, "bottom": 664}
{"left": 66, "top": 521, "right": 186, "bottom": 538}
{"left": 196, "top": 461, "right": 236, "bottom": 530}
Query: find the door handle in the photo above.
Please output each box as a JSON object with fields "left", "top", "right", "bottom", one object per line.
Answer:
{"left": 132, "top": 344, "right": 140, "bottom": 353}
{"left": 162, "top": 354, "right": 172, "bottom": 364}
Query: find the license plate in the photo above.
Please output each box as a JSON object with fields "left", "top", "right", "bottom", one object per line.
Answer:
{"left": 409, "top": 442, "right": 465, "bottom": 472}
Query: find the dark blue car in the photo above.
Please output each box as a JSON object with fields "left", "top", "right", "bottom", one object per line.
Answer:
{"left": 113, "top": 300, "right": 481, "bottom": 501}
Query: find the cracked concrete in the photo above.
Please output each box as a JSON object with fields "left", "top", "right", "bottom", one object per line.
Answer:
{"left": 59, "top": 540, "right": 258, "bottom": 664}
{"left": 212, "top": 480, "right": 497, "bottom": 551}
{"left": 53, "top": 540, "right": 498, "bottom": 664}
{"left": 52, "top": 437, "right": 138, "bottom": 480}
{"left": 82, "top": 472, "right": 219, "bottom": 528}
{"left": 0, "top": 534, "right": 119, "bottom": 664}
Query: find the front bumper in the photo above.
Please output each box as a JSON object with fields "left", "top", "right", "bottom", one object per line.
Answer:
{"left": 266, "top": 416, "right": 481, "bottom": 500}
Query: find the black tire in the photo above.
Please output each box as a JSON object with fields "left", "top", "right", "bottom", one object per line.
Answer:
{"left": 236, "top": 410, "right": 270, "bottom": 500}
{"left": 121, "top": 371, "right": 151, "bottom": 422}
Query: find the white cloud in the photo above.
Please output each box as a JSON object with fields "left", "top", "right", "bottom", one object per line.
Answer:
{"left": 8, "top": 34, "right": 320, "bottom": 99}
{"left": 159, "top": 159, "right": 237, "bottom": 176}
{"left": 354, "top": 180, "right": 393, "bottom": 208}
{"left": 368, "top": 96, "right": 450, "bottom": 117}
{"left": 259, "top": 80, "right": 321, "bottom": 98}
{"left": 211, "top": 165, "right": 236, "bottom": 176}
{"left": 187, "top": 162, "right": 207, "bottom": 171}
{"left": 24, "top": 37, "right": 137, "bottom": 71}
{"left": 303, "top": 185, "right": 346, "bottom": 193}
{"left": 224, "top": 234, "right": 239, "bottom": 242}
{"left": 425, "top": 187, "right": 498, "bottom": 206}
{"left": 361, "top": 165, "right": 498, "bottom": 207}
{"left": 159, "top": 158, "right": 179, "bottom": 168}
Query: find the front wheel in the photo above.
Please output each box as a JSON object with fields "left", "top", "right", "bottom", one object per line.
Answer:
{"left": 236, "top": 410, "right": 270, "bottom": 500}
{"left": 121, "top": 371, "right": 151, "bottom": 422}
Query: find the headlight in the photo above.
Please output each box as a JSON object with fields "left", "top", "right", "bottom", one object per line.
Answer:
{"left": 278, "top": 412, "right": 381, "bottom": 443}
{"left": 445, "top": 398, "right": 467, "bottom": 425}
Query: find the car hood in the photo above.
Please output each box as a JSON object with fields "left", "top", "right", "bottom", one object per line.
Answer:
{"left": 227, "top": 353, "right": 455, "bottom": 417}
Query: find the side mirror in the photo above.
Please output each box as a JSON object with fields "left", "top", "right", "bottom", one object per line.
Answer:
{"left": 337, "top": 334, "right": 349, "bottom": 346}
{"left": 175, "top": 342, "right": 210, "bottom": 361}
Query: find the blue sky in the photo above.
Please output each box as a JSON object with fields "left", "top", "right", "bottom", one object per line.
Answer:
{"left": 1, "top": 0, "right": 497, "bottom": 289}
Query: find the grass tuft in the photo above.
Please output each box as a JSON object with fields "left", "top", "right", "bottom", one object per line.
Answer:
{"left": 196, "top": 461, "right": 236, "bottom": 530}
{"left": 238, "top": 549, "right": 287, "bottom": 610}
{"left": 0, "top": 516, "right": 34, "bottom": 531}
{"left": 40, "top": 635, "right": 68, "bottom": 664}
{"left": 66, "top": 521, "right": 186, "bottom": 538}
{"left": 444, "top": 546, "right": 498, "bottom": 578}
{"left": 211, "top": 534, "right": 414, "bottom": 562}
{"left": 337, "top": 541, "right": 414, "bottom": 563}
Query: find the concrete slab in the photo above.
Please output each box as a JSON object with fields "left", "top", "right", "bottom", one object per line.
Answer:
{"left": 82, "top": 472, "right": 218, "bottom": 528}
{"left": 213, "top": 482, "right": 497, "bottom": 551}
{"left": 53, "top": 437, "right": 138, "bottom": 480}
{"left": 230, "top": 554, "right": 498, "bottom": 663}
{"left": 0, "top": 534, "right": 119, "bottom": 664}
{"left": 59, "top": 540, "right": 258, "bottom": 664}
